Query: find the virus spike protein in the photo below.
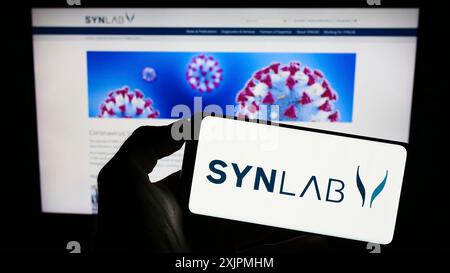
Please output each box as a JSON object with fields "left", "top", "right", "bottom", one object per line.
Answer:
{"left": 186, "top": 54, "right": 223, "bottom": 93}
{"left": 98, "top": 86, "right": 159, "bottom": 118}
{"left": 235, "top": 62, "right": 340, "bottom": 122}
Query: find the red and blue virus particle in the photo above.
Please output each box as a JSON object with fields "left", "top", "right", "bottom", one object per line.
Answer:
{"left": 142, "top": 66, "right": 157, "bottom": 82}
{"left": 98, "top": 86, "right": 159, "bottom": 118}
{"left": 236, "top": 62, "right": 339, "bottom": 122}
{"left": 186, "top": 54, "right": 223, "bottom": 93}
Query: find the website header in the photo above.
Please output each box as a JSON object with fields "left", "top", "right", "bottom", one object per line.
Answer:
{"left": 32, "top": 8, "right": 419, "bottom": 29}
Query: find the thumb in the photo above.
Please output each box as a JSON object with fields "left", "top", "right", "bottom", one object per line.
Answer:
{"left": 111, "top": 120, "right": 185, "bottom": 175}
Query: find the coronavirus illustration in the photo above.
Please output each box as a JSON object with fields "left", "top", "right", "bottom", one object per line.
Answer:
{"left": 98, "top": 86, "right": 159, "bottom": 118}
{"left": 142, "top": 66, "right": 157, "bottom": 82}
{"left": 235, "top": 62, "right": 340, "bottom": 122}
{"left": 186, "top": 54, "right": 223, "bottom": 92}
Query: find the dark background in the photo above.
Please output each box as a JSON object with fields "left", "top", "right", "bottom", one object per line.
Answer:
{"left": 2, "top": 0, "right": 448, "bottom": 253}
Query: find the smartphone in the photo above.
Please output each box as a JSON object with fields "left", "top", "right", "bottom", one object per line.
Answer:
{"left": 182, "top": 115, "right": 407, "bottom": 244}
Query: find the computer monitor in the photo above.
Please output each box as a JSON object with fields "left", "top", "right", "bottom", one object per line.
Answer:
{"left": 31, "top": 8, "right": 419, "bottom": 214}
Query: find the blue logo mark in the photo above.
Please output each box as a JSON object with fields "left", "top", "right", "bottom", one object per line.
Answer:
{"left": 356, "top": 166, "right": 388, "bottom": 208}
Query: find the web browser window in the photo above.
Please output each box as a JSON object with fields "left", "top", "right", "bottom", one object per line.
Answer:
{"left": 32, "top": 8, "right": 419, "bottom": 214}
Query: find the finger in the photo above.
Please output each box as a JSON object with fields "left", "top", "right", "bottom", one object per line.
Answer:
{"left": 154, "top": 169, "right": 193, "bottom": 210}
{"left": 113, "top": 119, "right": 185, "bottom": 174}
{"left": 154, "top": 170, "right": 182, "bottom": 197}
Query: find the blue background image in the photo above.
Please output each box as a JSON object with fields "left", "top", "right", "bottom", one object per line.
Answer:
{"left": 87, "top": 51, "right": 356, "bottom": 121}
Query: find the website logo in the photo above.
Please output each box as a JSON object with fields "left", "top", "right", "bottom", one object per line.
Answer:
{"left": 85, "top": 13, "right": 135, "bottom": 25}
{"left": 356, "top": 166, "right": 388, "bottom": 208}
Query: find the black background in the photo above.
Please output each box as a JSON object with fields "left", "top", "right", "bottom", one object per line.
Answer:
{"left": 1, "top": 0, "right": 448, "bottom": 253}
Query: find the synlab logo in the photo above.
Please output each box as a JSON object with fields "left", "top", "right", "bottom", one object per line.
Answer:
{"left": 356, "top": 166, "right": 388, "bottom": 208}
{"left": 205, "top": 160, "right": 388, "bottom": 208}
{"left": 85, "top": 13, "right": 135, "bottom": 25}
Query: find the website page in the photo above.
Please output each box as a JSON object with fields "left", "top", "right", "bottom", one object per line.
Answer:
{"left": 32, "top": 8, "right": 419, "bottom": 214}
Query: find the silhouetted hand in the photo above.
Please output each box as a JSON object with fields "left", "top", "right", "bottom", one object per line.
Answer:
{"left": 95, "top": 117, "right": 327, "bottom": 253}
